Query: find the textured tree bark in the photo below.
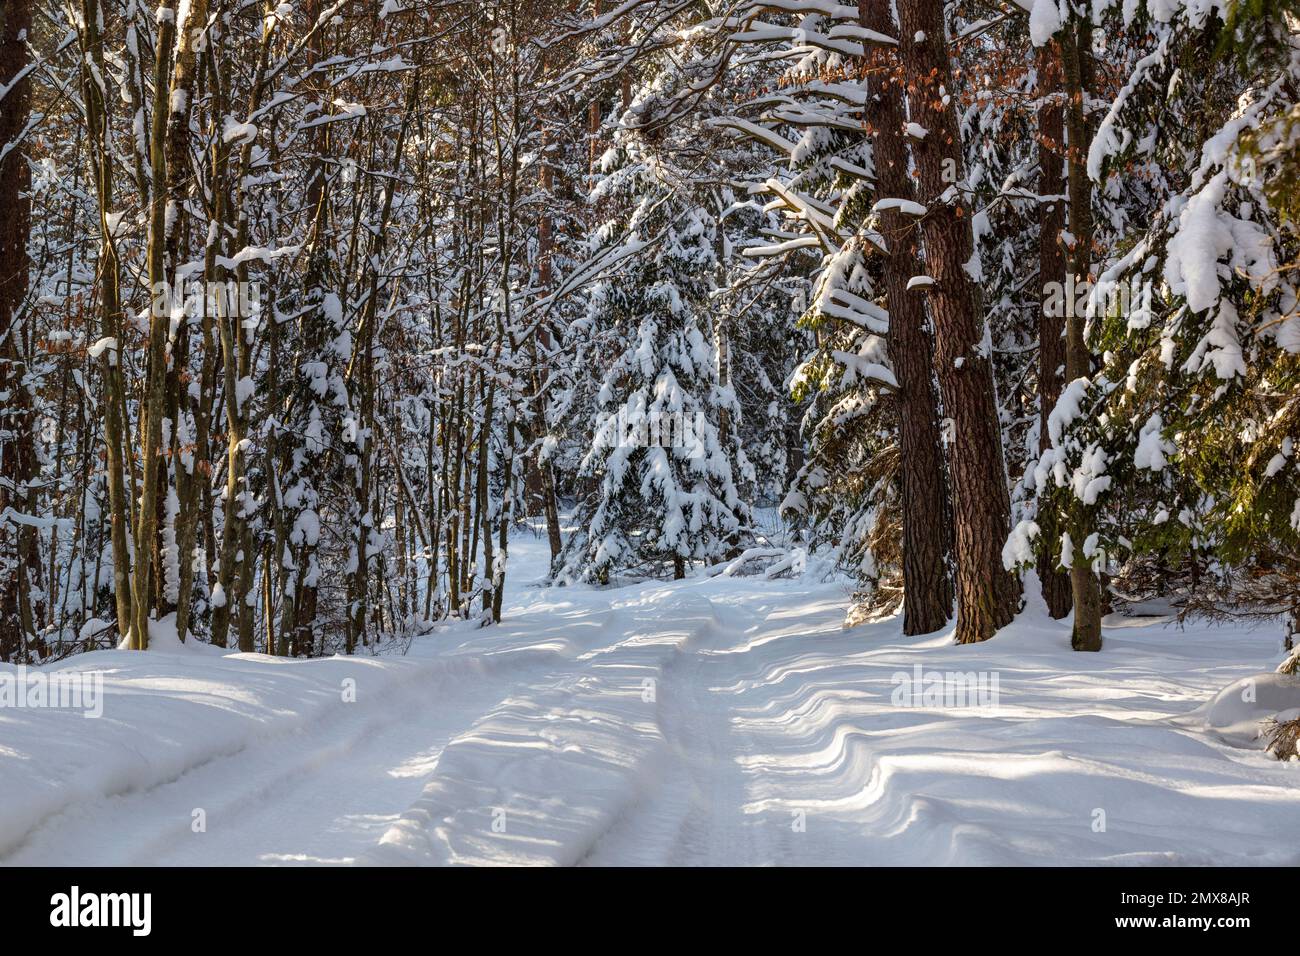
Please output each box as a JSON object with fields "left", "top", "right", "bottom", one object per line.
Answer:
{"left": 859, "top": 0, "right": 952, "bottom": 635}
{"left": 166, "top": 0, "right": 209, "bottom": 644}
{"left": 530, "top": 122, "right": 563, "bottom": 561}
{"left": 287, "top": 0, "right": 328, "bottom": 656}
{"left": 588, "top": 1, "right": 604, "bottom": 171}
{"left": 79, "top": 0, "right": 135, "bottom": 646}
{"left": 0, "top": 0, "right": 37, "bottom": 661}
{"left": 494, "top": 409, "right": 517, "bottom": 624}
{"left": 476, "top": 384, "right": 496, "bottom": 621}
{"left": 1034, "top": 41, "right": 1073, "bottom": 620}
{"left": 1062, "top": 17, "right": 1103, "bottom": 651}
{"left": 130, "top": 0, "right": 180, "bottom": 650}
{"left": 211, "top": 9, "right": 278, "bottom": 651}
{"left": 895, "top": 0, "right": 1021, "bottom": 643}
{"left": 209, "top": 283, "right": 247, "bottom": 651}
{"left": 346, "top": 216, "right": 377, "bottom": 653}
{"left": 444, "top": 378, "right": 464, "bottom": 616}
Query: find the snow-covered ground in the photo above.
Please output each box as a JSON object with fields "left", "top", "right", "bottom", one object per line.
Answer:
{"left": 1, "top": 524, "right": 1297, "bottom": 866}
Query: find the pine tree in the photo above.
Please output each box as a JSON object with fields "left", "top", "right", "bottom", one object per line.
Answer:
{"left": 559, "top": 97, "right": 753, "bottom": 583}
{"left": 1008, "top": 0, "right": 1300, "bottom": 637}
{"left": 896, "top": 0, "right": 1021, "bottom": 643}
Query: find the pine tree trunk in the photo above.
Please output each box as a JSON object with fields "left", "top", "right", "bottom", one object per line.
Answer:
{"left": 587, "top": 1, "right": 604, "bottom": 171}
{"left": 1035, "top": 41, "right": 1073, "bottom": 620}
{"left": 0, "top": 0, "right": 36, "bottom": 661}
{"left": 895, "top": 0, "right": 1020, "bottom": 643}
{"left": 1062, "top": 17, "right": 1103, "bottom": 652}
{"left": 859, "top": 0, "right": 952, "bottom": 635}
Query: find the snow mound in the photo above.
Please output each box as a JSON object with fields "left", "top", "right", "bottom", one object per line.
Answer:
{"left": 1203, "top": 672, "right": 1300, "bottom": 747}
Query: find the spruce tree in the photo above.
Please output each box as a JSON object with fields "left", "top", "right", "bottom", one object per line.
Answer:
{"left": 558, "top": 93, "right": 753, "bottom": 583}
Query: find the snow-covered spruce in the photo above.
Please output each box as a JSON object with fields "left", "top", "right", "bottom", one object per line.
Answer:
{"left": 557, "top": 108, "right": 753, "bottom": 584}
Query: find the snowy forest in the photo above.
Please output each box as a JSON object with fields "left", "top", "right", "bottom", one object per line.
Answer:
{"left": 0, "top": 0, "right": 1298, "bottom": 869}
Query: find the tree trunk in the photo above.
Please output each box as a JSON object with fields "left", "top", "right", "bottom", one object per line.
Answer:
{"left": 860, "top": 0, "right": 953, "bottom": 635}
{"left": 286, "top": 0, "right": 329, "bottom": 656}
{"left": 1062, "top": 17, "right": 1103, "bottom": 651}
{"left": 587, "top": 1, "right": 604, "bottom": 171}
{"left": 895, "top": 0, "right": 1020, "bottom": 643}
{"left": 477, "top": 384, "right": 496, "bottom": 621}
{"left": 0, "top": 0, "right": 36, "bottom": 661}
{"left": 79, "top": 0, "right": 135, "bottom": 646}
{"left": 130, "top": 0, "right": 181, "bottom": 650}
{"left": 1034, "top": 40, "right": 1073, "bottom": 620}
{"left": 530, "top": 126, "right": 563, "bottom": 561}
{"left": 167, "top": 0, "right": 209, "bottom": 644}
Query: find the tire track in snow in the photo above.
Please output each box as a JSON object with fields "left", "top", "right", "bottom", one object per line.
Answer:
{"left": 362, "top": 598, "right": 721, "bottom": 865}
{"left": 0, "top": 639, "right": 583, "bottom": 866}
{"left": 579, "top": 599, "right": 764, "bottom": 866}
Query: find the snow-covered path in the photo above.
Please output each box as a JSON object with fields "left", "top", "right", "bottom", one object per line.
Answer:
{"left": 3, "top": 653, "right": 523, "bottom": 865}
{"left": 2, "top": 526, "right": 1298, "bottom": 866}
